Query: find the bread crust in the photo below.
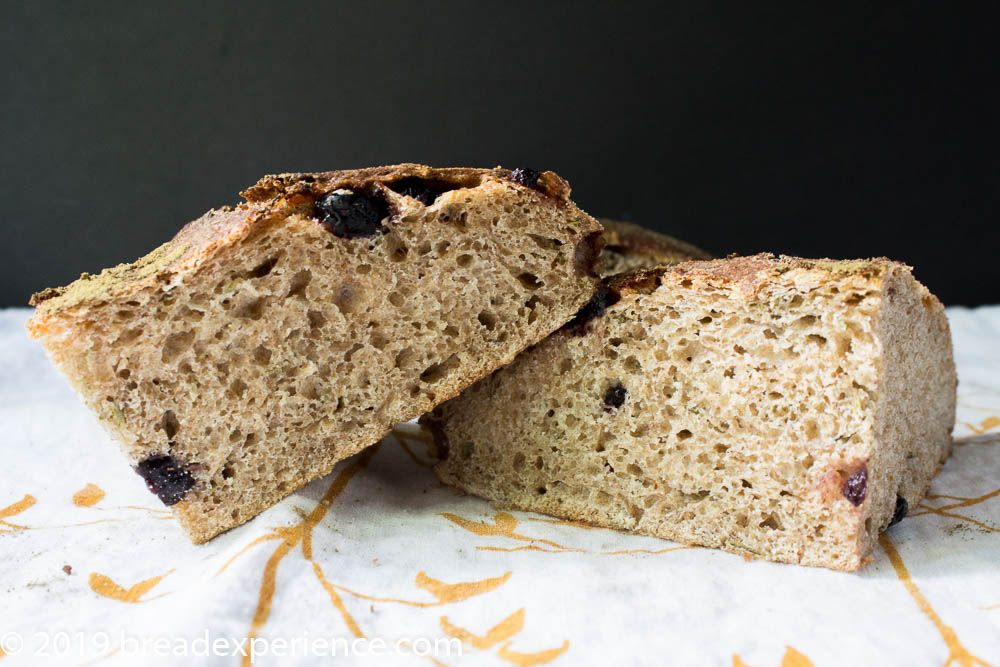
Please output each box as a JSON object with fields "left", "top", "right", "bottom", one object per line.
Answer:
{"left": 29, "top": 165, "right": 587, "bottom": 321}
{"left": 599, "top": 219, "right": 711, "bottom": 262}
{"left": 592, "top": 219, "right": 710, "bottom": 278}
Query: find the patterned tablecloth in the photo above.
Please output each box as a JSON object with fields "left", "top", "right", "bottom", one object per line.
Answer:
{"left": 1, "top": 306, "right": 998, "bottom": 666}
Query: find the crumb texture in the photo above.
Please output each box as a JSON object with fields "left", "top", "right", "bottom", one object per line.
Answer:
{"left": 28, "top": 166, "right": 601, "bottom": 542}
{"left": 427, "top": 255, "right": 955, "bottom": 570}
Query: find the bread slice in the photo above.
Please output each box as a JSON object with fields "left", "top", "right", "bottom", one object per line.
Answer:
{"left": 27, "top": 164, "right": 603, "bottom": 543}
{"left": 423, "top": 254, "right": 956, "bottom": 570}
{"left": 594, "top": 219, "right": 711, "bottom": 277}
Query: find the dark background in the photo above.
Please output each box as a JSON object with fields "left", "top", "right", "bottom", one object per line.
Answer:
{"left": 2, "top": 2, "right": 997, "bottom": 307}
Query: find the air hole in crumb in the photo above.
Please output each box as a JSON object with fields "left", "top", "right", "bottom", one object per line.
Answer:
{"left": 759, "top": 514, "right": 783, "bottom": 530}
{"left": 161, "top": 411, "right": 179, "bottom": 439}
{"left": 443, "top": 325, "right": 459, "bottom": 337}
{"left": 115, "top": 327, "right": 144, "bottom": 346}
{"left": 836, "top": 336, "right": 853, "bottom": 357}
{"left": 334, "top": 284, "right": 364, "bottom": 314}
{"left": 235, "top": 297, "right": 266, "bottom": 320}
{"left": 477, "top": 310, "right": 498, "bottom": 331}
{"left": 536, "top": 486, "right": 547, "bottom": 495}
{"left": 344, "top": 343, "right": 363, "bottom": 362}
{"left": 229, "top": 379, "right": 248, "bottom": 398}
{"left": 386, "top": 236, "right": 408, "bottom": 262}
{"left": 456, "top": 254, "right": 473, "bottom": 267}
{"left": 249, "top": 256, "right": 278, "bottom": 279}
{"left": 161, "top": 330, "right": 195, "bottom": 363}
{"left": 807, "top": 334, "right": 827, "bottom": 346}
{"left": 388, "top": 292, "right": 405, "bottom": 308}
{"left": 624, "top": 356, "right": 641, "bottom": 372}
{"left": 307, "top": 310, "right": 326, "bottom": 329}
{"left": 395, "top": 348, "right": 417, "bottom": 370}
{"left": 513, "top": 453, "right": 525, "bottom": 469}
{"left": 517, "top": 272, "right": 543, "bottom": 290}
{"left": 222, "top": 463, "right": 235, "bottom": 480}
{"left": 253, "top": 346, "right": 272, "bottom": 365}
{"left": 676, "top": 429, "right": 693, "bottom": 441}
{"left": 420, "top": 355, "right": 459, "bottom": 384}
{"left": 846, "top": 294, "right": 865, "bottom": 306}
{"left": 371, "top": 332, "right": 389, "bottom": 350}
{"left": 288, "top": 269, "right": 312, "bottom": 297}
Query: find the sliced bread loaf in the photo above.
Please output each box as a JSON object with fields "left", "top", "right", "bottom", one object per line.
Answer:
{"left": 423, "top": 255, "right": 956, "bottom": 570}
{"left": 28, "top": 164, "right": 602, "bottom": 542}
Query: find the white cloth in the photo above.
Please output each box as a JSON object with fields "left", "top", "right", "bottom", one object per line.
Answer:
{"left": 1, "top": 307, "right": 998, "bottom": 666}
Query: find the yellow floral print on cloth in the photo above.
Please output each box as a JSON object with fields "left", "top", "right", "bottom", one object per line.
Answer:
{"left": 1, "top": 306, "right": 999, "bottom": 666}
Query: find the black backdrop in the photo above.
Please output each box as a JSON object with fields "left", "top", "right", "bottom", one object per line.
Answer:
{"left": 2, "top": 2, "right": 997, "bottom": 307}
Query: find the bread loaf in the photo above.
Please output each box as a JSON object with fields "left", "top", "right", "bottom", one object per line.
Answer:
{"left": 28, "top": 164, "right": 603, "bottom": 542}
{"left": 423, "top": 255, "right": 956, "bottom": 570}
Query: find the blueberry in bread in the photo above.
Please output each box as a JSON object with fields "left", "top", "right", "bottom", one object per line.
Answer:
{"left": 27, "top": 164, "right": 603, "bottom": 543}
{"left": 423, "top": 254, "right": 956, "bottom": 570}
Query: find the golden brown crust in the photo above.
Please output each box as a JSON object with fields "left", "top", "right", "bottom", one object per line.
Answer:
{"left": 598, "top": 219, "right": 712, "bottom": 263}
{"left": 609, "top": 253, "right": 902, "bottom": 298}
{"left": 27, "top": 204, "right": 267, "bottom": 324}
{"left": 28, "top": 164, "right": 583, "bottom": 323}
{"left": 241, "top": 164, "right": 573, "bottom": 205}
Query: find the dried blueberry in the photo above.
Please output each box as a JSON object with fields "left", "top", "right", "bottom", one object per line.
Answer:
{"left": 841, "top": 464, "right": 868, "bottom": 506}
{"left": 136, "top": 454, "right": 195, "bottom": 505}
{"left": 888, "top": 494, "right": 908, "bottom": 527}
{"left": 389, "top": 178, "right": 441, "bottom": 205}
{"left": 565, "top": 287, "right": 620, "bottom": 332}
{"left": 511, "top": 168, "right": 542, "bottom": 188}
{"left": 315, "top": 190, "right": 388, "bottom": 238}
{"left": 603, "top": 382, "right": 628, "bottom": 410}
